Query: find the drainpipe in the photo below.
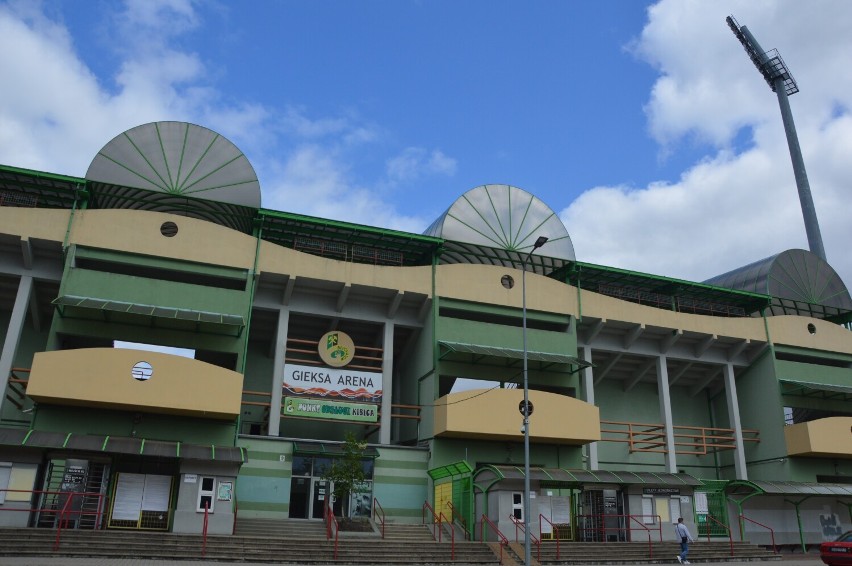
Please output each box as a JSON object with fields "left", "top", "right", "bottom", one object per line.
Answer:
{"left": 236, "top": 217, "right": 263, "bottom": 443}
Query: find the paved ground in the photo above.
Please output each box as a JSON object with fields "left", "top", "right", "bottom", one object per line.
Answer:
{"left": 0, "top": 556, "right": 827, "bottom": 566}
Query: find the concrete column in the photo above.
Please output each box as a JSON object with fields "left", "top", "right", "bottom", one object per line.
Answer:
{"left": 0, "top": 276, "right": 33, "bottom": 409}
{"left": 655, "top": 355, "right": 677, "bottom": 473}
{"left": 268, "top": 309, "right": 290, "bottom": 437}
{"left": 723, "top": 363, "right": 748, "bottom": 480}
{"left": 380, "top": 322, "right": 394, "bottom": 444}
{"left": 582, "top": 345, "right": 598, "bottom": 470}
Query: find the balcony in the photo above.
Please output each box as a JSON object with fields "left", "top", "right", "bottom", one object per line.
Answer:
{"left": 785, "top": 417, "right": 852, "bottom": 458}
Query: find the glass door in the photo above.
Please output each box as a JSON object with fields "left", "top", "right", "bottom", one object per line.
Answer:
{"left": 311, "top": 479, "right": 332, "bottom": 519}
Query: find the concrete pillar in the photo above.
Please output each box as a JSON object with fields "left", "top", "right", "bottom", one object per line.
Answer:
{"left": 0, "top": 276, "right": 32, "bottom": 410}
{"left": 380, "top": 322, "right": 394, "bottom": 444}
{"left": 582, "top": 345, "right": 598, "bottom": 470}
{"left": 723, "top": 363, "right": 748, "bottom": 480}
{"left": 268, "top": 309, "right": 290, "bottom": 437}
{"left": 656, "top": 355, "right": 677, "bottom": 473}
{"left": 379, "top": 321, "right": 394, "bottom": 444}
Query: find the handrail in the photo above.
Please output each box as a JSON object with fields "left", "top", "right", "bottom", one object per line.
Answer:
{"left": 44, "top": 491, "right": 107, "bottom": 550}
{"left": 480, "top": 514, "right": 509, "bottom": 565}
{"left": 439, "top": 512, "right": 455, "bottom": 560}
{"left": 53, "top": 494, "right": 75, "bottom": 551}
{"left": 703, "top": 514, "right": 734, "bottom": 556}
{"left": 422, "top": 501, "right": 441, "bottom": 541}
{"left": 575, "top": 513, "right": 663, "bottom": 542}
{"left": 324, "top": 497, "right": 340, "bottom": 559}
{"left": 539, "top": 514, "right": 561, "bottom": 560}
{"left": 201, "top": 502, "right": 209, "bottom": 557}
{"left": 373, "top": 497, "right": 386, "bottom": 538}
{"left": 508, "top": 514, "right": 540, "bottom": 563}
{"left": 600, "top": 419, "right": 760, "bottom": 455}
{"left": 628, "top": 515, "right": 653, "bottom": 558}
{"left": 446, "top": 500, "right": 471, "bottom": 540}
{"left": 738, "top": 514, "right": 777, "bottom": 554}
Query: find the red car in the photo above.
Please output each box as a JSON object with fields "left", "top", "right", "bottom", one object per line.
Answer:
{"left": 822, "top": 531, "right": 852, "bottom": 565}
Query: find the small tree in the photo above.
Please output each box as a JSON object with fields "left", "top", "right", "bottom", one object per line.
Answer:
{"left": 323, "top": 432, "right": 367, "bottom": 519}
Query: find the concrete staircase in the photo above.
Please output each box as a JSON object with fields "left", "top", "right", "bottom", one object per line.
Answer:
{"left": 508, "top": 539, "right": 782, "bottom": 564}
{"left": 0, "top": 523, "right": 784, "bottom": 564}
{"left": 0, "top": 522, "right": 500, "bottom": 564}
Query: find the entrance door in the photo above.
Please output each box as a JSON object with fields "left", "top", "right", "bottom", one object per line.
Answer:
{"left": 311, "top": 479, "right": 333, "bottom": 519}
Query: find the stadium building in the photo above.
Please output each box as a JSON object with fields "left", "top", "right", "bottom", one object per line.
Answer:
{"left": 0, "top": 122, "right": 850, "bottom": 548}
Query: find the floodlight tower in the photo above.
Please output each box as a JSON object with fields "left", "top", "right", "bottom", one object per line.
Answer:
{"left": 727, "top": 15, "right": 827, "bottom": 261}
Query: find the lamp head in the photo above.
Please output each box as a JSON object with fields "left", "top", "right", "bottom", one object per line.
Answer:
{"left": 533, "top": 236, "right": 548, "bottom": 249}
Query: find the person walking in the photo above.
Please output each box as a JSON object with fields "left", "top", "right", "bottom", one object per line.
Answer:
{"left": 675, "top": 517, "right": 694, "bottom": 564}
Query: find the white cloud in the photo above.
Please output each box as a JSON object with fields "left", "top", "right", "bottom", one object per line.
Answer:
{"left": 0, "top": 0, "right": 440, "bottom": 235}
{"left": 563, "top": 0, "right": 852, "bottom": 288}
{"left": 386, "top": 147, "right": 458, "bottom": 184}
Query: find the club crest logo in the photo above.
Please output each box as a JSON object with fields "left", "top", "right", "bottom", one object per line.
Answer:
{"left": 318, "top": 331, "right": 355, "bottom": 368}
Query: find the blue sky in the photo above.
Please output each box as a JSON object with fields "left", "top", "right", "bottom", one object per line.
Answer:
{"left": 2, "top": 0, "right": 852, "bottom": 287}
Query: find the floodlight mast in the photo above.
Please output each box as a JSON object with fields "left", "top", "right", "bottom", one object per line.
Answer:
{"left": 726, "top": 15, "right": 827, "bottom": 261}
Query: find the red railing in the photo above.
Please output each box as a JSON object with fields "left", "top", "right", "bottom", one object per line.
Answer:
{"left": 441, "top": 512, "right": 455, "bottom": 560}
{"left": 324, "top": 498, "right": 340, "bottom": 559}
{"left": 703, "top": 515, "right": 734, "bottom": 556}
{"left": 201, "top": 502, "right": 209, "bottom": 557}
{"left": 739, "top": 514, "right": 777, "bottom": 554}
{"left": 422, "top": 501, "right": 441, "bottom": 541}
{"left": 629, "top": 515, "right": 654, "bottom": 558}
{"left": 575, "top": 513, "right": 663, "bottom": 543}
{"left": 53, "top": 495, "right": 74, "bottom": 551}
{"left": 446, "top": 501, "right": 471, "bottom": 540}
{"left": 540, "top": 514, "right": 561, "bottom": 560}
{"left": 1, "top": 489, "right": 106, "bottom": 530}
{"left": 479, "top": 514, "right": 509, "bottom": 565}
{"left": 373, "top": 497, "right": 386, "bottom": 539}
{"left": 508, "top": 514, "right": 540, "bottom": 562}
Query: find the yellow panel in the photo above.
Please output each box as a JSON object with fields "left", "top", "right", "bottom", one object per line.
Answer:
{"left": 27, "top": 349, "right": 243, "bottom": 420}
{"left": 7, "top": 465, "right": 38, "bottom": 502}
{"left": 434, "top": 482, "right": 453, "bottom": 522}
{"left": 784, "top": 417, "right": 852, "bottom": 458}
{"left": 434, "top": 389, "right": 600, "bottom": 445}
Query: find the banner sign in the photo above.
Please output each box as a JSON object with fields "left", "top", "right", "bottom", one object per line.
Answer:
{"left": 283, "top": 363, "right": 382, "bottom": 402}
{"left": 284, "top": 396, "right": 378, "bottom": 422}
{"left": 643, "top": 487, "right": 680, "bottom": 495}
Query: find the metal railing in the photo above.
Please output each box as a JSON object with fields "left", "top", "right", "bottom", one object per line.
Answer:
{"left": 575, "top": 513, "right": 663, "bottom": 543}
{"left": 508, "top": 514, "right": 540, "bottom": 563}
{"left": 600, "top": 420, "right": 760, "bottom": 455}
{"left": 48, "top": 491, "right": 107, "bottom": 550}
{"left": 739, "top": 514, "right": 777, "bottom": 554}
{"left": 629, "top": 515, "right": 654, "bottom": 558}
{"left": 422, "top": 501, "right": 440, "bottom": 540}
{"left": 703, "top": 515, "right": 734, "bottom": 556}
{"left": 373, "top": 497, "right": 386, "bottom": 538}
{"left": 324, "top": 497, "right": 340, "bottom": 560}
{"left": 539, "top": 514, "right": 561, "bottom": 559}
{"left": 479, "top": 515, "right": 509, "bottom": 565}
{"left": 446, "top": 500, "right": 471, "bottom": 540}
{"left": 201, "top": 502, "right": 209, "bottom": 557}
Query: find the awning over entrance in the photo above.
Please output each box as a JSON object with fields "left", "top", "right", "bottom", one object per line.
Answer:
{"left": 780, "top": 379, "right": 852, "bottom": 402}
{"left": 438, "top": 341, "right": 592, "bottom": 372}
{"left": 726, "top": 480, "right": 852, "bottom": 497}
{"left": 52, "top": 295, "right": 245, "bottom": 337}
{"left": 428, "top": 460, "right": 473, "bottom": 481}
{"left": 292, "top": 441, "right": 379, "bottom": 458}
{"left": 473, "top": 464, "right": 701, "bottom": 492}
{"left": 0, "top": 428, "right": 246, "bottom": 463}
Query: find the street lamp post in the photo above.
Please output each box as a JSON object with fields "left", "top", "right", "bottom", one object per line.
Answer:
{"left": 521, "top": 235, "right": 548, "bottom": 566}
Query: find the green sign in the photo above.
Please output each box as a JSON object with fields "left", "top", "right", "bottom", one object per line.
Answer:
{"left": 283, "top": 397, "right": 378, "bottom": 422}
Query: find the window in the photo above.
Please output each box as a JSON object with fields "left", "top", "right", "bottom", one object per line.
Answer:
{"left": 197, "top": 476, "right": 215, "bottom": 513}
{"left": 512, "top": 492, "right": 524, "bottom": 520}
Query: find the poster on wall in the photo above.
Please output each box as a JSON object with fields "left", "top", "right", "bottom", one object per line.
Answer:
{"left": 283, "top": 363, "right": 382, "bottom": 403}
